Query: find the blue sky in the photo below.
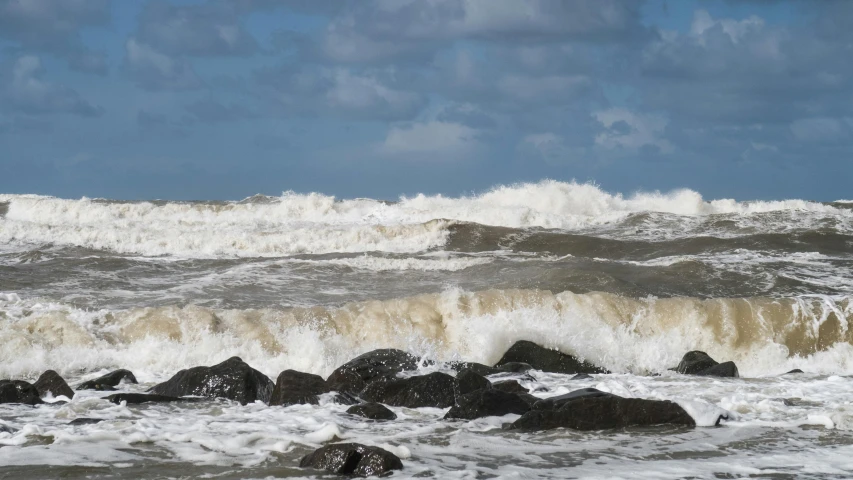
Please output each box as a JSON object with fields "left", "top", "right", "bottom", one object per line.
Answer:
{"left": 1, "top": 0, "right": 851, "bottom": 201}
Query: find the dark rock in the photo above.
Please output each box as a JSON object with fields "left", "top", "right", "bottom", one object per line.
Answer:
{"left": 299, "top": 443, "right": 403, "bottom": 477}
{"left": 571, "top": 373, "right": 593, "bottom": 380}
{"left": 270, "top": 370, "right": 332, "bottom": 407}
{"left": 106, "top": 393, "right": 193, "bottom": 405}
{"left": 532, "top": 388, "right": 612, "bottom": 410}
{"left": 78, "top": 369, "right": 138, "bottom": 390}
{"left": 150, "top": 357, "right": 273, "bottom": 405}
{"left": 0, "top": 424, "right": 15, "bottom": 433}
{"left": 495, "top": 341, "right": 607, "bottom": 375}
{"left": 347, "top": 402, "right": 397, "bottom": 420}
{"left": 510, "top": 391, "right": 695, "bottom": 431}
{"left": 492, "top": 380, "right": 527, "bottom": 394}
{"left": 454, "top": 369, "right": 491, "bottom": 397}
{"left": 784, "top": 369, "right": 804, "bottom": 375}
{"left": 326, "top": 349, "right": 419, "bottom": 394}
{"left": 697, "top": 361, "right": 739, "bottom": 378}
{"left": 674, "top": 351, "right": 719, "bottom": 375}
{"left": 447, "top": 361, "right": 502, "bottom": 376}
{"left": 360, "top": 372, "right": 455, "bottom": 408}
{"left": 69, "top": 418, "right": 105, "bottom": 425}
{"left": 34, "top": 370, "right": 74, "bottom": 399}
{"left": 496, "top": 361, "right": 533, "bottom": 373}
{"left": 0, "top": 380, "right": 42, "bottom": 405}
{"left": 517, "top": 393, "right": 541, "bottom": 407}
{"left": 445, "top": 389, "right": 531, "bottom": 420}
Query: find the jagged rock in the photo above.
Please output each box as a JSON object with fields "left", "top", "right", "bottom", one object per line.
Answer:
{"left": 492, "top": 380, "right": 527, "bottom": 394}
{"left": 496, "top": 362, "right": 534, "bottom": 373}
{"left": 347, "top": 402, "right": 397, "bottom": 420}
{"left": 360, "top": 372, "right": 455, "bottom": 408}
{"left": 326, "top": 349, "right": 419, "bottom": 394}
{"left": 673, "top": 351, "right": 738, "bottom": 378}
{"left": 495, "top": 341, "right": 607, "bottom": 375}
{"left": 510, "top": 388, "right": 695, "bottom": 431}
{"left": 532, "top": 388, "right": 610, "bottom": 410}
{"left": 34, "top": 370, "right": 74, "bottom": 399}
{"left": 447, "top": 361, "right": 502, "bottom": 376}
{"left": 697, "top": 361, "right": 739, "bottom": 378}
{"left": 150, "top": 357, "right": 273, "bottom": 405}
{"left": 454, "top": 369, "right": 491, "bottom": 397}
{"left": 270, "top": 370, "right": 332, "bottom": 406}
{"left": 106, "top": 393, "right": 194, "bottom": 405}
{"left": 571, "top": 373, "right": 594, "bottom": 380}
{"left": 69, "top": 418, "right": 105, "bottom": 425}
{"left": 0, "top": 380, "right": 42, "bottom": 405}
{"left": 78, "top": 369, "right": 138, "bottom": 390}
{"left": 299, "top": 443, "right": 403, "bottom": 477}
{"left": 445, "top": 389, "right": 531, "bottom": 420}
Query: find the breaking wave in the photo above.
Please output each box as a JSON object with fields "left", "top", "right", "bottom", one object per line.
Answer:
{"left": 2, "top": 289, "right": 852, "bottom": 382}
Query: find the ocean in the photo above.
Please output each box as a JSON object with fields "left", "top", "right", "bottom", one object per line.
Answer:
{"left": 1, "top": 180, "right": 853, "bottom": 479}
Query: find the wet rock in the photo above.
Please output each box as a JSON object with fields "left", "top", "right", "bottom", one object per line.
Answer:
{"left": 496, "top": 362, "right": 534, "bottom": 373}
{"left": 571, "top": 373, "right": 594, "bottom": 380}
{"left": 361, "top": 372, "right": 455, "bottom": 408}
{"left": 270, "top": 370, "right": 332, "bottom": 407}
{"left": 495, "top": 341, "right": 607, "bottom": 375}
{"left": 78, "top": 369, "right": 138, "bottom": 390}
{"left": 34, "top": 370, "right": 74, "bottom": 399}
{"left": 0, "top": 380, "right": 42, "bottom": 405}
{"left": 0, "top": 424, "right": 16, "bottom": 433}
{"left": 299, "top": 443, "right": 403, "bottom": 477}
{"left": 673, "top": 351, "right": 738, "bottom": 378}
{"left": 106, "top": 393, "right": 194, "bottom": 405}
{"left": 445, "top": 389, "right": 531, "bottom": 420}
{"left": 532, "top": 388, "right": 611, "bottom": 410}
{"left": 697, "top": 361, "right": 739, "bottom": 378}
{"left": 492, "top": 380, "right": 527, "bottom": 394}
{"left": 447, "top": 361, "right": 502, "bottom": 376}
{"left": 347, "top": 402, "right": 397, "bottom": 421}
{"left": 69, "top": 418, "right": 105, "bottom": 425}
{"left": 784, "top": 369, "right": 804, "bottom": 375}
{"left": 326, "top": 349, "right": 419, "bottom": 394}
{"left": 150, "top": 357, "right": 273, "bottom": 405}
{"left": 510, "top": 389, "right": 695, "bottom": 431}
{"left": 454, "top": 369, "right": 491, "bottom": 397}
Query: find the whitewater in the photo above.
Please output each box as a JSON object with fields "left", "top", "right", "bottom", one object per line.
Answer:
{"left": 2, "top": 180, "right": 853, "bottom": 479}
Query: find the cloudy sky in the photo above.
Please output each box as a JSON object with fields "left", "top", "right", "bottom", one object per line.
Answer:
{"left": 1, "top": 0, "right": 851, "bottom": 200}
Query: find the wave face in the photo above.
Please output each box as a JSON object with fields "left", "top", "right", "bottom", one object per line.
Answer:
{"left": 1, "top": 289, "right": 852, "bottom": 381}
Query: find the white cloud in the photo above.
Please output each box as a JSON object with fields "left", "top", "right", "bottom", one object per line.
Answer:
{"left": 3, "top": 55, "right": 101, "bottom": 116}
{"left": 594, "top": 108, "right": 673, "bottom": 153}
{"left": 690, "top": 10, "right": 764, "bottom": 44}
{"left": 379, "top": 121, "right": 479, "bottom": 158}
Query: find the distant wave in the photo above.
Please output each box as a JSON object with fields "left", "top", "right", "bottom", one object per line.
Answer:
{"left": 1, "top": 180, "right": 850, "bottom": 258}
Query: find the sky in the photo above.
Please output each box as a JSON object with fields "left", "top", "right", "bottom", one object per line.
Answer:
{"left": 0, "top": 0, "right": 851, "bottom": 201}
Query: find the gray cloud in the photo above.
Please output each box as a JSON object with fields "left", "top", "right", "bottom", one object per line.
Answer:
{"left": 123, "top": 38, "right": 203, "bottom": 91}
{"left": 1, "top": 56, "right": 102, "bottom": 116}
{"left": 0, "top": 0, "right": 111, "bottom": 74}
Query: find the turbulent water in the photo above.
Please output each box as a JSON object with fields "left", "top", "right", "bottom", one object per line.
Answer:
{"left": 1, "top": 180, "right": 853, "bottom": 479}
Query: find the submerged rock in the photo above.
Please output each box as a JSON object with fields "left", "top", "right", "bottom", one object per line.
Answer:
{"left": 34, "top": 370, "right": 74, "bottom": 399}
{"left": 571, "top": 373, "right": 594, "bottom": 381}
{"left": 347, "top": 402, "right": 397, "bottom": 420}
{"left": 361, "top": 372, "right": 455, "bottom": 408}
{"left": 510, "top": 388, "right": 695, "bottom": 431}
{"left": 78, "top": 369, "right": 138, "bottom": 390}
{"left": 495, "top": 341, "right": 607, "bottom": 375}
{"left": 150, "top": 357, "right": 273, "bottom": 405}
{"left": 454, "top": 369, "right": 491, "bottom": 397}
{"left": 447, "top": 361, "right": 502, "bottom": 376}
{"left": 673, "top": 351, "right": 739, "bottom": 378}
{"left": 0, "top": 424, "right": 16, "bottom": 433}
{"left": 496, "top": 362, "right": 534, "bottom": 373}
{"left": 492, "top": 380, "right": 527, "bottom": 394}
{"left": 270, "top": 370, "right": 332, "bottom": 407}
{"left": 0, "top": 380, "right": 42, "bottom": 405}
{"left": 784, "top": 369, "right": 804, "bottom": 375}
{"left": 445, "top": 389, "right": 531, "bottom": 420}
{"left": 69, "top": 418, "right": 105, "bottom": 425}
{"left": 326, "top": 349, "right": 419, "bottom": 394}
{"left": 106, "top": 393, "right": 194, "bottom": 405}
{"left": 299, "top": 443, "right": 403, "bottom": 477}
